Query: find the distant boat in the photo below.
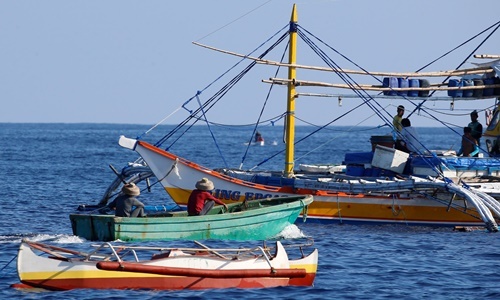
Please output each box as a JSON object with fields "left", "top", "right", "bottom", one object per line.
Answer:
{"left": 69, "top": 195, "right": 313, "bottom": 241}
{"left": 13, "top": 239, "right": 318, "bottom": 290}
{"left": 255, "top": 131, "right": 265, "bottom": 146}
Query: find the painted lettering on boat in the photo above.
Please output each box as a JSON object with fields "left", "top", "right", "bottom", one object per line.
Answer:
{"left": 213, "top": 189, "right": 287, "bottom": 201}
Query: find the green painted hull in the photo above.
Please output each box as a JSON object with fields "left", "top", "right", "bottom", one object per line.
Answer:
{"left": 69, "top": 195, "right": 313, "bottom": 241}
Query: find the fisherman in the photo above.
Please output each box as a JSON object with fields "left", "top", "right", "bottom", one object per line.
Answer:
{"left": 107, "top": 182, "right": 146, "bottom": 217}
{"left": 468, "top": 110, "right": 483, "bottom": 147}
{"left": 393, "top": 105, "right": 405, "bottom": 133}
{"left": 457, "top": 126, "right": 479, "bottom": 157}
{"left": 187, "top": 178, "right": 228, "bottom": 216}
{"left": 255, "top": 131, "right": 264, "bottom": 143}
{"left": 399, "top": 118, "right": 422, "bottom": 153}
{"left": 392, "top": 105, "right": 406, "bottom": 151}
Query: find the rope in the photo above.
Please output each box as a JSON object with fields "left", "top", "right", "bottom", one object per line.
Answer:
{"left": 0, "top": 254, "right": 17, "bottom": 278}
{"left": 240, "top": 36, "right": 289, "bottom": 170}
{"left": 410, "top": 20, "right": 500, "bottom": 109}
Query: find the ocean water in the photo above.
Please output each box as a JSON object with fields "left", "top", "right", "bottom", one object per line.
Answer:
{"left": 1, "top": 123, "right": 500, "bottom": 299}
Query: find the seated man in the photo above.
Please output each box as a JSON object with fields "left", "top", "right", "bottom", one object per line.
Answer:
{"left": 398, "top": 118, "right": 422, "bottom": 153}
{"left": 107, "top": 182, "right": 146, "bottom": 217}
{"left": 457, "top": 126, "right": 479, "bottom": 157}
{"left": 188, "top": 178, "right": 228, "bottom": 216}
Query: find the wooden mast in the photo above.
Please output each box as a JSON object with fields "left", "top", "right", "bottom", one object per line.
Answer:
{"left": 284, "top": 4, "right": 298, "bottom": 178}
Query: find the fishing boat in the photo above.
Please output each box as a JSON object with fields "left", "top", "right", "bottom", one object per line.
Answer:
{"left": 13, "top": 239, "right": 318, "bottom": 290}
{"left": 70, "top": 195, "right": 313, "bottom": 241}
{"left": 107, "top": 5, "right": 500, "bottom": 231}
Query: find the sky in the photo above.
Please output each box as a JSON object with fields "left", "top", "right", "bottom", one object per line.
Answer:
{"left": 1, "top": 0, "right": 499, "bottom": 128}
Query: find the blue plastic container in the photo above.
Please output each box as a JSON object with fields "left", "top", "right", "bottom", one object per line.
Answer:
{"left": 448, "top": 79, "right": 463, "bottom": 97}
{"left": 483, "top": 78, "right": 495, "bottom": 96}
{"left": 383, "top": 77, "right": 398, "bottom": 96}
{"left": 346, "top": 165, "right": 365, "bottom": 176}
{"left": 462, "top": 79, "right": 474, "bottom": 98}
{"left": 408, "top": 79, "right": 420, "bottom": 97}
{"left": 397, "top": 78, "right": 409, "bottom": 96}
{"left": 418, "top": 79, "right": 430, "bottom": 97}
{"left": 473, "top": 79, "right": 484, "bottom": 97}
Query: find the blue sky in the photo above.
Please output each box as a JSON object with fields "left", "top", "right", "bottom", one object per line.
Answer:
{"left": 1, "top": 0, "right": 499, "bottom": 128}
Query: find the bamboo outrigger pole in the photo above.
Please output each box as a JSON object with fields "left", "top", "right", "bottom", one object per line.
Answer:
{"left": 284, "top": 4, "right": 298, "bottom": 178}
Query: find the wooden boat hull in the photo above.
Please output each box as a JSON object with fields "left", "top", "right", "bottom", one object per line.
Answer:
{"left": 69, "top": 195, "right": 313, "bottom": 241}
{"left": 16, "top": 241, "right": 317, "bottom": 290}
{"left": 125, "top": 138, "right": 491, "bottom": 227}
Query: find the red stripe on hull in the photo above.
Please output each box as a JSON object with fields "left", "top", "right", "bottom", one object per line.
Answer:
{"left": 21, "top": 276, "right": 290, "bottom": 290}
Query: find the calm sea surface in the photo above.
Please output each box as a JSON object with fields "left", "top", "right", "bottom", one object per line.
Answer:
{"left": 1, "top": 123, "right": 500, "bottom": 299}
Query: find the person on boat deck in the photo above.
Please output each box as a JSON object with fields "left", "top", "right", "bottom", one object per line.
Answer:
{"left": 468, "top": 110, "right": 483, "bottom": 147}
{"left": 457, "top": 126, "right": 479, "bottom": 157}
{"left": 398, "top": 118, "right": 422, "bottom": 153}
{"left": 392, "top": 105, "right": 405, "bottom": 148}
{"left": 188, "top": 178, "right": 228, "bottom": 216}
{"left": 107, "top": 182, "right": 146, "bottom": 217}
{"left": 393, "top": 105, "right": 405, "bottom": 133}
{"left": 255, "top": 131, "right": 264, "bottom": 142}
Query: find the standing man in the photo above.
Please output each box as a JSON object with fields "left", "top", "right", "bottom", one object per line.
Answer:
{"left": 468, "top": 110, "right": 483, "bottom": 147}
{"left": 393, "top": 105, "right": 405, "bottom": 151}
{"left": 393, "top": 105, "right": 405, "bottom": 132}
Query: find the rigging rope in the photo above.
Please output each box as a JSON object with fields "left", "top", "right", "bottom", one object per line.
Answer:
{"left": 409, "top": 20, "right": 500, "bottom": 111}
{"left": 240, "top": 39, "right": 289, "bottom": 170}
{"left": 153, "top": 27, "right": 289, "bottom": 159}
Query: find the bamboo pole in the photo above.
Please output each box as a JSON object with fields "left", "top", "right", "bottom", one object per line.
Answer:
{"left": 474, "top": 54, "right": 500, "bottom": 59}
{"left": 193, "top": 42, "right": 495, "bottom": 77}
{"left": 263, "top": 78, "right": 500, "bottom": 92}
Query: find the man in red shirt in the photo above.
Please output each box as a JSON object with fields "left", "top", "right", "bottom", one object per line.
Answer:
{"left": 187, "top": 178, "right": 228, "bottom": 216}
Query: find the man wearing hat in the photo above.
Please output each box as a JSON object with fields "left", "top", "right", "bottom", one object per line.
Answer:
{"left": 188, "top": 178, "right": 228, "bottom": 216}
{"left": 393, "top": 105, "right": 405, "bottom": 133}
{"left": 107, "top": 182, "right": 146, "bottom": 217}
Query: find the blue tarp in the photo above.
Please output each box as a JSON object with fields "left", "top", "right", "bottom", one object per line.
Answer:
{"left": 411, "top": 156, "right": 500, "bottom": 170}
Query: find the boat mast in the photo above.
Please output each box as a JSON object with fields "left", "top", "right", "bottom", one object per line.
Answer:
{"left": 284, "top": 4, "right": 298, "bottom": 178}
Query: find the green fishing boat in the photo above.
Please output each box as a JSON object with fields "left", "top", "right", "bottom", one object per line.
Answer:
{"left": 69, "top": 195, "right": 313, "bottom": 241}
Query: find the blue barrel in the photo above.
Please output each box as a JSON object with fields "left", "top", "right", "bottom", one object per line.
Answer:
{"left": 448, "top": 79, "right": 463, "bottom": 97}
{"left": 495, "top": 77, "right": 500, "bottom": 96}
{"left": 408, "top": 79, "right": 420, "bottom": 97}
{"left": 484, "top": 78, "right": 495, "bottom": 96}
{"left": 418, "top": 79, "right": 430, "bottom": 97}
{"left": 383, "top": 77, "right": 398, "bottom": 96}
{"left": 397, "top": 78, "right": 409, "bottom": 96}
{"left": 462, "top": 79, "right": 474, "bottom": 98}
{"left": 473, "top": 79, "right": 484, "bottom": 97}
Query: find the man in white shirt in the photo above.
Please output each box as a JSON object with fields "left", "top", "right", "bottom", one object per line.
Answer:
{"left": 400, "top": 118, "right": 422, "bottom": 153}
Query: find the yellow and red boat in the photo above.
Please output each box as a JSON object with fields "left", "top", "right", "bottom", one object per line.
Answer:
{"left": 14, "top": 239, "right": 317, "bottom": 290}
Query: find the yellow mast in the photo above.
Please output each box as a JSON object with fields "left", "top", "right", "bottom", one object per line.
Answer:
{"left": 284, "top": 4, "right": 298, "bottom": 178}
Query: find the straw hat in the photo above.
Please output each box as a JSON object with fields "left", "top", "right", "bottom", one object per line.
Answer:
{"left": 122, "top": 183, "right": 140, "bottom": 196}
{"left": 195, "top": 178, "right": 214, "bottom": 191}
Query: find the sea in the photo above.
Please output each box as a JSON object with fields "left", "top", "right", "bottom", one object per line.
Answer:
{"left": 1, "top": 123, "right": 500, "bottom": 300}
